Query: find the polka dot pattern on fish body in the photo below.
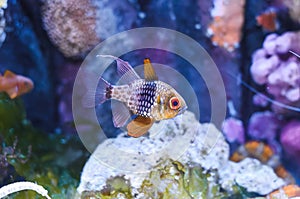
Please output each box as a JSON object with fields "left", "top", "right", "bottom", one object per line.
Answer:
{"left": 136, "top": 82, "right": 157, "bottom": 117}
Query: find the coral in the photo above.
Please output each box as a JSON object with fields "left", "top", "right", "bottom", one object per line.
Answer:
{"left": 248, "top": 111, "right": 281, "bottom": 141}
{"left": 81, "top": 159, "right": 255, "bottom": 199}
{"left": 0, "top": 93, "right": 88, "bottom": 198}
{"left": 42, "top": 0, "right": 99, "bottom": 58}
{"left": 0, "top": 0, "right": 7, "bottom": 47}
{"left": 280, "top": 120, "right": 300, "bottom": 164}
{"left": 0, "top": 138, "right": 31, "bottom": 185}
{"left": 42, "top": 0, "right": 137, "bottom": 58}
{"left": 78, "top": 111, "right": 285, "bottom": 197}
{"left": 256, "top": 10, "right": 278, "bottom": 32}
{"left": 282, "top": 0, "right": 300, "bottom": 23}
{"left": 230, "top": 141, "right": 295, "bottom": 184}
{"left": 250, "top": 31, "right": 300, "bottom": 114}
{"left": 222, "top": 117, "right": 245, "bottom": 144}
{"left": 268, "top": 184, "right": 300, "bottom": 199}
{"left": 207, "top": 0, "right": 245, "bottom": 51}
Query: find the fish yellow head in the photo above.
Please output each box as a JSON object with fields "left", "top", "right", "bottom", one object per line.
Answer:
{"left": 152, "top": 83, "right": 187, "bottom": 120}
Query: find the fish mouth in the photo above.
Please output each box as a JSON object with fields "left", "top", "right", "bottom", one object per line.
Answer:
{"left": 178, "top": 106, "right": 188, "bottom": 115}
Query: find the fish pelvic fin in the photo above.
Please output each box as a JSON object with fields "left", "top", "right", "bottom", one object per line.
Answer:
{"left": 127, "top": 116, "right": 154, "bottom": 138}
{"left": 82, "top": 77, "right": 112, "bottom": 108}
{"left": 6, "top": 86, "right": 18, "bottom": 99}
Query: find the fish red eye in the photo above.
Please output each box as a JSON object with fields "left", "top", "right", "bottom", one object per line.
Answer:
{"left": 169, "top": 97, "right": 180, "bottom": 110}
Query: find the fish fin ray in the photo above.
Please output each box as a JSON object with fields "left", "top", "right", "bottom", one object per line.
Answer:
{"left": 111, "top": 100, "right": 131, "bottom": 127}
{"left": 6, "top": 87, "right": 18, "bottom": 99}
{"left": 144, "top": 58, "right": 158, "bottom": 81}
{"left": 4, "top": 70, "right": 16, "bottom": 78}
{"left": 98, "top": 55, "right": 141, "bottom": 84}
{"left": 82, "top": 77, "right": 111, "bottom": 108}
{"left": 127, "top": 116, "right": 154, "bottom": 137}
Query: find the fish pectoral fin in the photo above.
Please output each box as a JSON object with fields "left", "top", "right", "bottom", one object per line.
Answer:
{"left": 127, "top": 116, "right": 154, "bottom": 138}
{"left": 6, "top": 87, "right": 18, "bottom": 99}
{"left": 144, "top": 58, "right": 158, "bottom": 81}
{"left": 4, "top": 70, "right": 16, "bottom": 78}
{"left": 112, "top": 100, "right": 131, "bottom": 127}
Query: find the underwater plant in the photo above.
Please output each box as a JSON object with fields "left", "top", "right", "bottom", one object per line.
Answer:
{"left": 0, "top": 92, "right": 88, "bottom": 198}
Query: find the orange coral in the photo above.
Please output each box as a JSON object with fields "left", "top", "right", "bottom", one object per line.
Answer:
{"left": 256, "top": 11, "right": 278, "bottom": 32}
{"left": 207, "top": 0, "right": 245, "bottom": 51}
{"left": 230, "top": 141, "right": 295, "bottom": 184}
{"left": 268, "top": 184, "right": 300, "bottom": 199}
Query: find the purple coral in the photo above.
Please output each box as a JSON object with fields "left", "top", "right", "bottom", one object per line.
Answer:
{"left": 248, "top": 111, "right": 281, "bottom": 141}
{"left": 250, "top": 32, "right": 300, "bottom": 114}
{"left": 222, "top": 117, "right": 245, "bottom": 144}
{"left": 280, "top": 120, "right": 300, "bottom": 164}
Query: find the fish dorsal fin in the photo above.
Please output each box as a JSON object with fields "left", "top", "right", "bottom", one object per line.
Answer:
{"left": 144, "top": 58, "right": 158, "bottom": 81}
{"left": 4, "top": 70, "right": 16, "bottom": 78}
{"left": 127, "top": 116, "right": 154, "bottom": 138}
{"left": 111, "top": 100, "right": 131, "bottom": 128}
{"left": 98, "top": 55, "right": 141, "bottom": 84}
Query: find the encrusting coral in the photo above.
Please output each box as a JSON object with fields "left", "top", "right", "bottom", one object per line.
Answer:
{"left": 42, "top": 0, "right": 100, "bottom": 58}
{"left": 42, "top": 0, "right": 137, "bottom": 58}
{"left": 207, "top": 0, "right": 245, "bottom": 51}
{"left": 250, "top": 31, "right": 300, "bottom": 114}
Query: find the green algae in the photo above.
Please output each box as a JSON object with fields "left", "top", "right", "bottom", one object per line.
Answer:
{"left": 81, "top": 159, "right": 255, "bottom": 199}
{"left": 0, "top": 93, "right": 88, "bottom": 198}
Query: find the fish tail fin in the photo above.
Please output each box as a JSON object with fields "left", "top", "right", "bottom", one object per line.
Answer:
{"left": 82, "top": 77, "right": 113, "bottom": 108}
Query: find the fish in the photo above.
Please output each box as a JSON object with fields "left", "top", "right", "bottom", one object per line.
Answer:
{"left": 230, "top": 141, "right": 295, "bottom": 184}
{"left": 0, "top": 70, "right": 34, "bottom": 99}
{"left": 83, "top": 55, "right": 187, "bottom": 138}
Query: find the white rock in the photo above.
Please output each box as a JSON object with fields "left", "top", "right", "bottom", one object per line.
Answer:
{"left": 77, "top": 111, "right": 285, "bottom": 196}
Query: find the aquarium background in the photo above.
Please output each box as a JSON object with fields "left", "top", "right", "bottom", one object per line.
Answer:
{"left": 0, "top": 0, "right": 300, "bottom": 198}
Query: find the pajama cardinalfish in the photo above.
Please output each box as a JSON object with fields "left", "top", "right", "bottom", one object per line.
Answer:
{"left": 83, "top": 55, "right": 187, "bottom": 138}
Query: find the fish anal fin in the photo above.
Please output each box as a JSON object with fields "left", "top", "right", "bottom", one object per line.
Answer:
{"left": 4, "top": 70, "right": 16, "bottom": 78}
{"left": 6, "top": 87, "right": 18, "bottom": 99}
{"left": 111, "top": 100, "right": 131, "bottom": 127}
{"left": 144, "top": 58, "right": 158, "bottom": 81}
{"left": 127, "top": 116, "right": 154, "bottom": 138}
